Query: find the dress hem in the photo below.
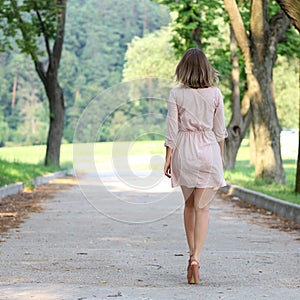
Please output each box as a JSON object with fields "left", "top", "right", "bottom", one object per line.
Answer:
{"left": 171, "top": 182, "right": 227, "bottom": 189}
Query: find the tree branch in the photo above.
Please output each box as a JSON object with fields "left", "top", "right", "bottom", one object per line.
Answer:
{"left": 10, "top": 0, "right": 47, "bottom": 83}
{"left": 268, "top": 11, "right": 290, "bottom": 65}
{"left": 52, "top": 0, "right": 67, "bottom": 69}
{"left": 33, "top": 5, "right": 53, "bottom": 66}
{"left": 276, "top": 0, "right": 300, "bottom": 32}
{"left": 230, "top": 25, "right": 240, "bottom": 118}
{"left": 223, "top": 0, "right": 252, "bottom": 76}
{"left": 250, "top": 0, "right": 268, "bottom": 64}
{"left": 34, "top": 61, "right": 47, "bottom": 86}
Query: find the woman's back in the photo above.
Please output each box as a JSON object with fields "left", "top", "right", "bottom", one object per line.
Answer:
{"left": 170, "top": 86, "right": 227, "bottom": 145}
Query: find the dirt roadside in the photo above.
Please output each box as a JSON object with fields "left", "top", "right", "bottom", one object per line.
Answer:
{"left": 0, "top": 177, "right": 77, "bottom": 239}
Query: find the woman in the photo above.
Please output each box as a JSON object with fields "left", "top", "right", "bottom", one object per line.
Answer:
{"left": 164, "top": 48, "right": 227, "bottom": 284}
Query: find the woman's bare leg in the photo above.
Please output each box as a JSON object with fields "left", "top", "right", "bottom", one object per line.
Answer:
{"left": 192, "top": 188, "right": 217, "bottom": 262}
{"left": 181, "top": 186, "right": 195, "bottom": 256}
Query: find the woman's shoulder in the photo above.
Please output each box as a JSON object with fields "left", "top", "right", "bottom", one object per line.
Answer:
{"left": 170, "top": 86, "right": 182, "bottom": 93}
{"left": 173, "top": 86, "right": 220, "bottom": 91}
{"left": 206, "top": 86, "right": 220, "bottom": 93}
{"left": 170, "top": 86, "right": 221, "bottom": 96}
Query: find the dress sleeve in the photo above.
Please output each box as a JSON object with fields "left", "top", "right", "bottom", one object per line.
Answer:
{"left": 164, "top": 89, "right": 178, "bottom": 150}
{"left": 213, "top": 88, "right": 228, "bottom": 142}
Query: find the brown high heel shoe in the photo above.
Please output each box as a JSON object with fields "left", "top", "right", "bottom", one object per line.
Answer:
{"left": 187, "top": 256, "right": 193, "bottom": 283}
{"left": 189, "top": 259, "right": 200, "bottom": 284}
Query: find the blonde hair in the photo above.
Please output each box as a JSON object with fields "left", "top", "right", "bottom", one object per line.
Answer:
{"left": 175, "top": 48, "right": 219, "bottom": 88}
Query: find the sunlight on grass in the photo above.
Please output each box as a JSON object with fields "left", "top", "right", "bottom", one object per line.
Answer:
{"left": 0, "top": 144, "right": 73, "bottom": 166}
{"left": 0, "top": 159, "right": 64, "bottom": 187}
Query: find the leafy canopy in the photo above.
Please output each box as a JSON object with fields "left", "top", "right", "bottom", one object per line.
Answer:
{"left": 0, "top": 0, "right": 62, "bottom": 60}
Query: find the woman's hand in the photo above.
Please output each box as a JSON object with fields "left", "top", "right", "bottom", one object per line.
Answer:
{"left": 164, "top": 146, "right": 173, "bottom": 178}
{"left": 164, "top": 159, "right": 171, "bottom": 178}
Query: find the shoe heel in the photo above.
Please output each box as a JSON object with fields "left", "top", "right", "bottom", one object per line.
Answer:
{"left": 191, "top": 264, "right": 199, "bottom": 284}
{"left": 188, "top": 259, "right": 199, "bottom": 284}
{"left": 189, "top": 274, "right": 195, "bottom": 284}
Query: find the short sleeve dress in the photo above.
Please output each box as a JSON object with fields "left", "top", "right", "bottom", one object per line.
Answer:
{"left": 164, "top": 86, "right": 228, "bottom": 188}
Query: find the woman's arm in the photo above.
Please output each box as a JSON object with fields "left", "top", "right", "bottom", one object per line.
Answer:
{"left": 164, "top": 146, "right": 173, "bottom": 178}
{"left": 218, "top": 139, "right": 225, "bottom": 167}
{"left": 164, "top": 89, "right": 178, "bottom": 178}
{"left": 213, "top": 89, "right": 227, "bottom": 168}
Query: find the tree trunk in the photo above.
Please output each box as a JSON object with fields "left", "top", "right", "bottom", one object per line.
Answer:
{"left": 224, "top": 0, "right": 289, "bottom": 184}
{"left": 249, "top": 124, "right": 256, "bottom": 165}
{"left": 225, "top": 93, "right": 251, "bottom": 169}
{"left": 225, "top": 26, "right": 250, "bottom": 170}
{"left": 44, "top": 77, "right": 65, "bottom": 166}
{"left": 40, "top": 0, "right": 67, "bottom": 166}
{"left": 249, "top": 0, "right": 288, "bottom": 183}
{"left": 11, "top": 72, "right": 17, "bottom": 110}
{"left": 248, "top": 73, "right": 285, "bottom": 183}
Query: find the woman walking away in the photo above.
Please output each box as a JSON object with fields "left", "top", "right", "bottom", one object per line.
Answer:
{"left": 164, "top": 48, "right": 227, "bottom": 284}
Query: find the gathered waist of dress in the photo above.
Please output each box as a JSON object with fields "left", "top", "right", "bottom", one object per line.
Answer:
{"left": 178, "top": 128, "right": 212, "bottom": 133}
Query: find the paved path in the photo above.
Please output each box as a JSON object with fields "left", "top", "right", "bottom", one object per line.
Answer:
{"left": 0, "top": 172, "right": 299, "bottom": 300}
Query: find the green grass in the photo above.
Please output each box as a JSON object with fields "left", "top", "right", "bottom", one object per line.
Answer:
{"left": 0, "top": 140, "right": 299, "bottom": 205}
{"left": 0, "top": 144, "right": 72, "bottom": 187}
{"left": 0, "top": 144, "right": 74, "bottom": 165}
{"left": 0, "top": 159, "right": 67, "bottom": 187}
{"left": 225, "top": 142, "right": 300, "bottom": 205}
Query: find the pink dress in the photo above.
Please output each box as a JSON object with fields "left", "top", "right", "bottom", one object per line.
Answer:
{"left": 164, "top": 86, "right": 228, "bottom": 188}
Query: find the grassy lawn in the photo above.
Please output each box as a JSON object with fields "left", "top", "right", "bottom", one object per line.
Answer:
{"left": 0, "top": 159, "right": 67, "bottom": 187}
{"left": 224, "top": 140, "right": 299, "bottom": 205}
{"left": 0, "top": 140, "right": 299, "bottom": 205}
{"left": 0, "top": 144, "right": 73, "bottom": 187}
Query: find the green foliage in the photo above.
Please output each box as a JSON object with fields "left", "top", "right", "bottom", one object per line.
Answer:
{"left": 274, "top": 56, "right": 299, "bottom": 129}
{"left": 60, "top": 0, "right": 170, "bottom": 142}
{"left": 0, "top": 0, "right": 170, "bottom": 145}
{"left": 155, "top": 0, "right": 224, "bottom": 57}
{"left": 0, "top": 0, "right": 60, "bottom": 58}
{"left": 123, "top": 26, "right": 177, "bottom": 80}
{"left": 277, "top": 27, "right": 300, "bottom": 59}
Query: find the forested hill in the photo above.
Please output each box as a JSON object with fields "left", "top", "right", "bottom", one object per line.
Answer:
{"left": 0, "top": 0, "right": 170, "bottom": 145}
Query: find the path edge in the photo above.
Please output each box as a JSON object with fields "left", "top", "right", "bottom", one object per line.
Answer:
{"left": 219, "top": 184, "right": 300, "bottom": 224}
{"left": 0, "top": 169, "right": 74, "bottom": 199}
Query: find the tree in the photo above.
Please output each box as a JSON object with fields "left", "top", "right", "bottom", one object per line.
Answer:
{"left": 275, "top": 0, "right": 300, "bottom": 192}
{"left": 155, "top": 0, "right": 222, "bottom": 57}
{"left": 224, "top": 0, "right": 290, "bottom": 183}
{"left": 0, "top": 0, "right": 67, "bottom": 166}
{"left": 123, "top": 26, "right": 177, "bottom": 80}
